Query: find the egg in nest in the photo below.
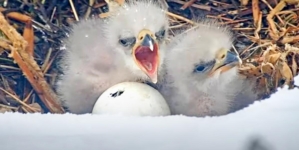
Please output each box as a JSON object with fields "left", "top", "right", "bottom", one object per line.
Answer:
{"left": 92, "top": 82, "right": 170, "bottom": 116}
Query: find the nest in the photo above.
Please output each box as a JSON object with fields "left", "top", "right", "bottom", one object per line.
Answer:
{"left": 0, "top": 0, "right": 298, "bottom": 113}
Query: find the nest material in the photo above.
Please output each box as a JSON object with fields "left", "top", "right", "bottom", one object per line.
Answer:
{"left": 239, "top": 44, "right": 299, "bottom": 98}
{"left": 0, "top": 0, "right": 298, "bottom": 113}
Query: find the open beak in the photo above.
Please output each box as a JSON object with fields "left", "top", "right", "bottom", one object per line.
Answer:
{"left": 209, "top": 50, "right": 240, "bottom": 76}
{"left": 132, "top": 29, "right": 160, "bottom": 83}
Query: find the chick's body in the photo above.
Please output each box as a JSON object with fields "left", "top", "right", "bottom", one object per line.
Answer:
{"left": 159, "top": 21, "right": 257, "bottom": 117}
{"left": 56, "top": 1, "right": 168, "bottom": 114}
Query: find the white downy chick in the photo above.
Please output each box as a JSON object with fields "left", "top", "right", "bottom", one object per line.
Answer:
{"left": 56, "top": 1, "right": 169, "bottom": 114}
{"left": 158, "top": 20, "right": 257, "bottom": 117}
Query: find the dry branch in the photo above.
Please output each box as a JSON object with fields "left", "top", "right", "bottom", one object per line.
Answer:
{"left": 0, "top": 12, "right": 64, "bottom": 113}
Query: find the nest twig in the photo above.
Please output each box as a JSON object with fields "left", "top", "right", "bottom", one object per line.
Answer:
{"left": 0, "top": 12, "right": 64, "bottom": 113}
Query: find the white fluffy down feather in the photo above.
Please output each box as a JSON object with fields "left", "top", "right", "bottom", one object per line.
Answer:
{"left": 158, "top": 20, "right": 258, "bottom": 117}
{"left": 56, "top": 0, "right": 169, "bottom": 114}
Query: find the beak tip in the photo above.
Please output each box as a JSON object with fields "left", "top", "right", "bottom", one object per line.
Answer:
{"left": 150, "top": 76, "right": 158, "bottom": 84}
{"left": 226, "top": 51, "right": 239, "bottom": 64}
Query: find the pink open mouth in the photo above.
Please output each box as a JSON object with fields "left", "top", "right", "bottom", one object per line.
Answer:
{"left": 134, "top": 43, "right": 159, "bottom": 75}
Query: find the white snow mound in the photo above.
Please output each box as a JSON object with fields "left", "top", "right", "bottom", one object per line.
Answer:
{"left": 0, "top": 76, "right": 298, "bottom": 150}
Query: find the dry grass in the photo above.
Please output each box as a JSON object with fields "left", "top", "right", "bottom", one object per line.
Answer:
{"left": 0, "top": 0, "right": 298, "bottom": 113}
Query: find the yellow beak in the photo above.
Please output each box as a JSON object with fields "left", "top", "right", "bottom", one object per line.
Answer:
{"left": 132, "top": 29, "right": 160, "bottom": 83}
{"left": 209, "top": 49, "right": 240, "bottom": 76}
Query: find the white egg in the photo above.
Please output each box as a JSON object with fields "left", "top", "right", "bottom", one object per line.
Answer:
{"left": 92, "top": 82, "right": 170, "bottom": 116}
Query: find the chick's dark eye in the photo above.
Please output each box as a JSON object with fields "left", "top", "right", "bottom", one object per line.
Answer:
{"left": 119, "top": 37, "right": 136, "bottom": 47}
{"left": 194, "top": 65, "right": 206, "bottom": 73}
{"left": 155, "top": 29, "right": 165, "bottom": 39}
{"left": 193, "top": 60, "right": 215, "bottom": 73}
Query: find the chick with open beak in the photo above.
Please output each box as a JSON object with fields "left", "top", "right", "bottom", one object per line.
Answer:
{"left": 56, "top": 1, "right": 169, "bottom": 114}
{"left": 209, "top": 49, "right": 241, "bottom": 76}
{"left": 132, "top": 29, "right": 160, "bottom": 83}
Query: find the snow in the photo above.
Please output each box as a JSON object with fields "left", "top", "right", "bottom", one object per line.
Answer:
{"left": 0, "top": 76, "right": 298, "bottom": 150}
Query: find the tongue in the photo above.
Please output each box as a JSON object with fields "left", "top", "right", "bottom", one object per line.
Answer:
{"left": 135, "top": 46, "right": 156, "bottom": 73}
{"left": 142, "top": 61, "right": 152, "bottom": 71}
